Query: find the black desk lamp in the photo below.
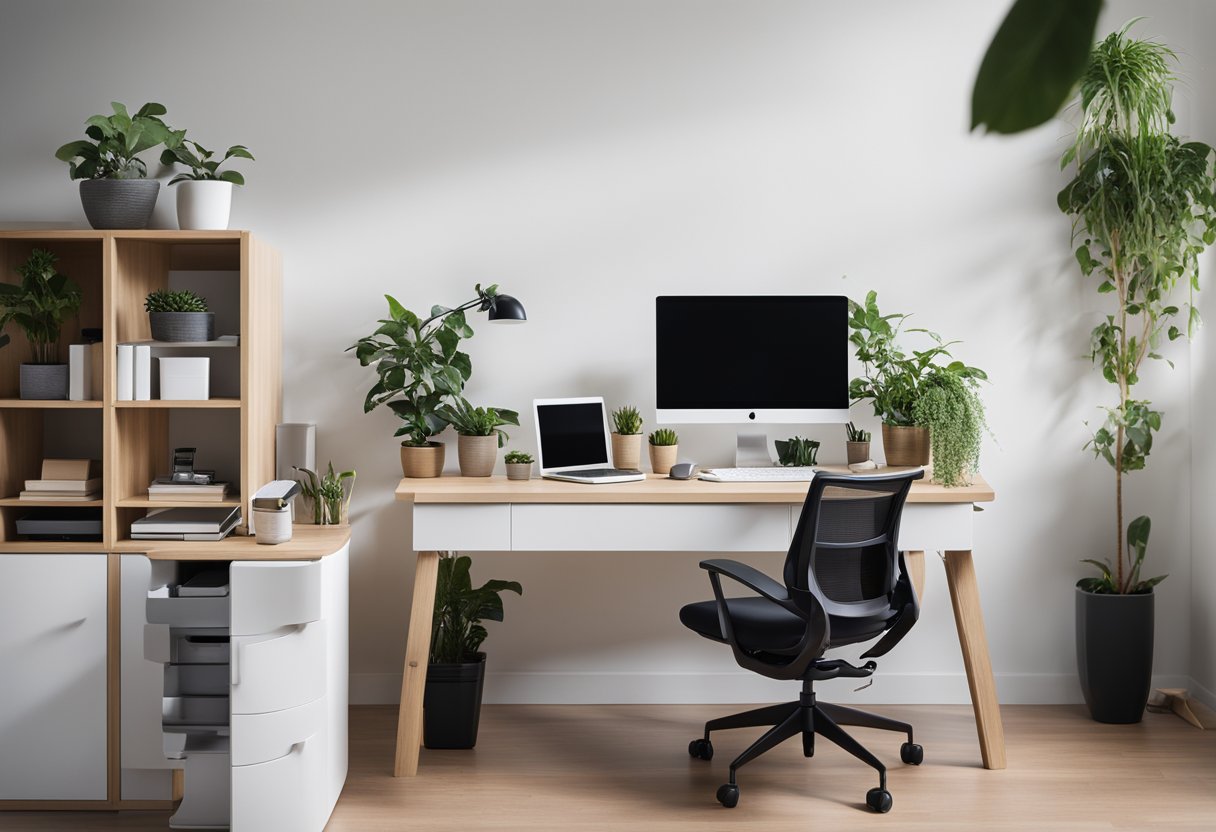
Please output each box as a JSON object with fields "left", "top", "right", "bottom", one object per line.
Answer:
{"left": 420, "top": 283, "right": 527, "bottom": 328}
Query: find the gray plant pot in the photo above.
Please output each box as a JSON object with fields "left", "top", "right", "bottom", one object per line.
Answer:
{"left": 79, "top": 179, "right": 161, "bottom": 229}
{"left": 149, "top": 311, "right": 215, "bottom": 343}
{"left": 20, "top": 363, "right": 69, "bottom": 400}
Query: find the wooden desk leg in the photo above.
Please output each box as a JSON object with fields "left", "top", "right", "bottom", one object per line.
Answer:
{"left": 904, "top": 550, "right": 926, "bottom": 602}
{"left": 943, "top": 549, "right": 1007, "bottom": 770}
{"left": 394, "top": 550, "right": 440, "bottom": 777}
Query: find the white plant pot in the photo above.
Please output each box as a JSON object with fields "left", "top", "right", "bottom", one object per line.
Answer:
{"left": 175, "top": 181, "right": 233, "bottom": 230}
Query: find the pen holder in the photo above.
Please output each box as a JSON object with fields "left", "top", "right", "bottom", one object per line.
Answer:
{"left": 254, "top": 506, "right": 293, "bottom": 545}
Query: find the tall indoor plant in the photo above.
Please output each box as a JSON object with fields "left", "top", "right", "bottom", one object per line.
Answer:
{"left": 1059, "top": 25, "right": 1216, "bottom": 723}
{"left": 0, "top": 249, "right": 83, "bottom": 399}
{"left": 425, "top": 553, "right": 522, "bottom": 749}
{"left": 847, "top": 291, "right": 987, "bottom": 484}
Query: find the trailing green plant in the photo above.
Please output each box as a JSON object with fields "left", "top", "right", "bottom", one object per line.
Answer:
{"left": 350, "top": 286, "right": 505, "bottom": 447}
{"left": 0, "top": 249, "right": 83, "bottom": 364}
{"left": 145, "top": 289, "right": 208, "bottom": 313}
{"left": 161, "top": 137, "right": 254, "bottom": 185}
{"left": 775, "top": 436, "right": 819, "bottom": 467}
{"left": 293, "top": 463, "right": 355, "bottom": 525}
{"left": 648, "top": 428, "right": 677, "bottom": 446}
{"left": 611, "top": 405, "right": 643, "bottom": 435}
{"left": 1059, "top": 24, "right": 1215, "bottom": 594}
{"left": 504, "top": 450, "right": 533, "bottom": 465}
{"left": 431, "top": 553, "right": 522, "bottom": 664}
{"left": 54, "top": 101, "right": 180, "bottom": 180}
{"left": 847, "top": 291, "right": 987, "bottom": 427}
{"left": 910, "top": 370, "right": 986, "bottom": 487}
{"left": 845, "top": 422, "right": 871, "bottom": 443}
{"left": 438, "top": 397, "right": 520, "bottom": 447}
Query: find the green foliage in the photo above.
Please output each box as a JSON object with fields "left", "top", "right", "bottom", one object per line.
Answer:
{"left": 431, "top": 553, "right": 522, "bottom": 664}
{"left": 847, "top": 291, "right": 987, "bottom": 427}
{"left": 1060, "top": 24, "right": 1215, "bottom": 593}
{"left": 0, "top": 249, "right": 83, "bottom": 364}
{"left": 1077, "top": 516, "right": 1166, "bottom": 594}
{"left": 648, "top": 428, "right": 678, "bottom": 446}
{"left": 294, "top": 462, "right": 355, "bottom": 525}
{"left": 845, "top": 421, "right": 871, "bottom": 443}
{"left": 54, "top": 101, "right": 179, "bottom": 180}
{"left": 504, "top": 450, "right": 533, "bottom": 465}
{"left": 775, "top": 436, "right": 819, "bottom": 467}
{"left": 144, "top": 289, "right": 208, "bottom": 313}
{"left": 161, "top": 137, "right": 254, "bottom": 185}
{"left": 971, "top": 0, "right": 1102, "bottom": 134}
{"left": 611, "top": 405, "right": 642, "bottom": 435}
{"left": 438, "top": 397, "right": 520, "bottom": 447}
{"left": 910, "top": 370, "right": 986, "bottom": 487}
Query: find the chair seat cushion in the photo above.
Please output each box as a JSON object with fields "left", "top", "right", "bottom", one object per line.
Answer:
{"left": 680, "top": 597, "right": 891, "bottom": 652}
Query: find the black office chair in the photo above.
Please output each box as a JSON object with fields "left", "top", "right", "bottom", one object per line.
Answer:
{"left": 679, "top": 470, "right": 925, "bottom": 813}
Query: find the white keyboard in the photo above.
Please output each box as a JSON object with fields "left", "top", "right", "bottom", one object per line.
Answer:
{"left": 698, "top": 467, "right": 817, "bottom": 482}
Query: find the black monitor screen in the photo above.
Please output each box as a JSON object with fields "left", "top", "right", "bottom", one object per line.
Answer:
{"left": 655, "top": 296, "right": 848, "bottom": 410}
{"left": 537, "top": 401, "right": 609, "bottom": 468}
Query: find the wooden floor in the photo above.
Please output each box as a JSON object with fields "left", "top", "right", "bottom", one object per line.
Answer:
{"left": 4, "top": 704, "right": 1214, "bottom": 831}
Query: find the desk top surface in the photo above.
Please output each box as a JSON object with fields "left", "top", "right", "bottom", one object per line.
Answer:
{"left": 396, "top": 467, "right": 994, "bottom": 505}
{"left": 114, "top": 525, "right": 352, "bottom": 561}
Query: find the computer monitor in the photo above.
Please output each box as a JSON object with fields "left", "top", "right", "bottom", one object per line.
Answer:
{"left": 655, "top": 295, "right": 849, "bottom": 466}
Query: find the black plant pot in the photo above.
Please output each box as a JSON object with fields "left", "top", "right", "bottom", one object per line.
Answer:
{"left": 423, "top": 653, "right": 486, "bottom": 749}
{"left": 1076, "top": 587, "right": 1155, "bottom": 724}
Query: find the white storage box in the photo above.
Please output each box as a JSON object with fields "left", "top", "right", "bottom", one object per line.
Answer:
{"left": 159, "top": 356, "right": 210, "bottom": 400}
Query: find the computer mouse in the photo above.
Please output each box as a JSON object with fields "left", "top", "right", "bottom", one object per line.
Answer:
{"left": 668, "top": 462, "right": 698, "bottom": 480}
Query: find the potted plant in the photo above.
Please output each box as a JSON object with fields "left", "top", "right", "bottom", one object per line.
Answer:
{"left": 425, "top": 553, "right": 522, "bottom": 749}
{"left": 54, "top": 101, "right": 179, "bottom": 229}
{"left": 0, "top": 249, "right": 83, "bottom": 400}
{"left": 845, "top": 422, "right": 871, "bottom": 464}
{"left": 438, "top": 397, "right": 520, "bottom": 477}
{"left": 160, "top": 137, "right": 254, "bottom": 230}
{"left": 1058, "top": 26, "right": 1216, "bottom": 723}
{"left": 610, "top": 405, "right": 643, "bottom": 470}
{"left": 648, "top": 428, "right": 678, "bottom": 475}
{"left": 293, "top": 463, "right": 356, "bottom": 525}
{"left": 145, "top": 289, "right": 214, "bottom": 342}
{"left": 775, "top": 436, "right": 819, "bottom": 467}
{"left": 504, "top": 450, "right": 533, "bottom": 481}
{"left": 847, "top": 291, "right": 987, "bottom": 479}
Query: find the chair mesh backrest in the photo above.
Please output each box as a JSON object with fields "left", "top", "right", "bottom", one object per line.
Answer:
{"left": 784, "top": 474, "right": 917, "bottom": 612}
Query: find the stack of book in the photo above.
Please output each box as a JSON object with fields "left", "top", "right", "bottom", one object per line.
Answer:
{"left": 147, "top": 479, "right": 230, "bottom": 502}
{"left": 21, "top": 459, "right": 101, "bottom": 501}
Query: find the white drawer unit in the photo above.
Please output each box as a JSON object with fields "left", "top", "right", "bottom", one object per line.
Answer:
{"left": 231, "top": 621, "right": 327, "bottom": 714}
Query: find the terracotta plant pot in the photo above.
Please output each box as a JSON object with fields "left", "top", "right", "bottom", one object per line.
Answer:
{"left": 649, "top": 443, "right": 678, "bottom": 476}
{"left": 846, "top": 441, "right": 871, "bottom": 465}
{"left": 458, "top": 435, "right": 497, "bottom": 477}
{"left": 505, "top": 462, "right": 532, "bottom": 481}
{"left": 401, "top": 442, "right": 445, "bottom": 478}
{"left": 881, "top": 424, "right": 929, "bottom": 467}
{"left": 611, "top": 433, "right": 642, "bottom": 470}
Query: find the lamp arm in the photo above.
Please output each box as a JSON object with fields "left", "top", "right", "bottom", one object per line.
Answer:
{"left": 419, "top": 292, "right": 495, "bottom": 330}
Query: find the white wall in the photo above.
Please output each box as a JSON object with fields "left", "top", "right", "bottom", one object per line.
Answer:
{"left": 0, "top": 0, "right": 1206, "bottom": 704}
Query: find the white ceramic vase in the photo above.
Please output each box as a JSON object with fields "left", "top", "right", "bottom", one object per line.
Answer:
{"left": 176, "top": 180, "right": 233, "bottom": 230}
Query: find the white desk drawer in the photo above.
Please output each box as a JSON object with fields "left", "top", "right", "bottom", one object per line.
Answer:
{"left": 414, "top": 504, "right": 511, "bottom": 551}
{"left": 231, "top": 696, "right": 325, "bottom": 766}
{"left": 897, "top": 504, "right": 973, "bottom": 551}
{"left": 231, "top": 718, "right": 325, "bottom": 832}
{"left": 230, "top": 560, "right": 321, "bottom": 636}
{"left": 512, "top": 504, "right": 792, "bottom": 552}
{"left": 231, "top": 621, "right": 326, "bottom": 715}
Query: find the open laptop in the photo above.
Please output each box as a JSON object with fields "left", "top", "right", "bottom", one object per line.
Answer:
{"left": 534, "top": 397, "right": 647, "bottom": 484}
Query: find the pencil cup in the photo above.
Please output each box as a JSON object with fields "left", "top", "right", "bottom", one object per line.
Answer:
{"left": 255, "top": 506, "right": 293, "bottom": 545}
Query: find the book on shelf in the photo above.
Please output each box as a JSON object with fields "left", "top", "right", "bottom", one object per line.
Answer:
{"left": 148, "top": 480, "right": 230, "bottom": 501}
{"left": 24, "top": 477, "right": 102, "bottom": 493}
{"left": 41, "top": 459, "right": 101, "bottom": 481}
{"left": 117, "top": 344, "right": 133, "bottom": 401}
{"left": 18, "top": 490, "right": 100, "bottom": 501}
{"left": 69, "top": 344, "right": 92, "bottom": 401}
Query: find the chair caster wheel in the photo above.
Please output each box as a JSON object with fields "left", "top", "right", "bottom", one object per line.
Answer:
{"left": 716, "top": 783, "right": 740, "bottom": 808}
{"left": 866, "top": 787, "right": 893, "bottom": 813}
{"left": 688, "top": 739, "right": 713, "bottom": 760}
{"left": 900, "top": 742, "right": 924, "bottom": 765}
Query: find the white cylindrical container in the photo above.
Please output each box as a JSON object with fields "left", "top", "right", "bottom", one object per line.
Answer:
{"left": 176, "top": 180, "right": 234, "bottom": 230}
{"left": 254, "top": 506, "right": 293, "bottom": 545}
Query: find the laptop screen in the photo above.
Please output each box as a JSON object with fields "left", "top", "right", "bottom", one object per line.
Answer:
{"left": 537, "top": 401, "right": 609, "bottom": 469}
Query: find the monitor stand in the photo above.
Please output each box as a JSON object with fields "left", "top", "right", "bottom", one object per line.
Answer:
{"left": 735, "top": 429, "right": 773, "bottom": 468}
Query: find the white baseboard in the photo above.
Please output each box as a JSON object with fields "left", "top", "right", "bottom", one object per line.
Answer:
{"left": 1187, "top": 677, "right": 1216, "bottom": 710}
{"left": 349, "top": 670, "right": 1197, "bottom": 706}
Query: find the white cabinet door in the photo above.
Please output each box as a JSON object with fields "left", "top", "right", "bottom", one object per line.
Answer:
{"left": 0, "top": 554, "right": 108, "bottom": 800}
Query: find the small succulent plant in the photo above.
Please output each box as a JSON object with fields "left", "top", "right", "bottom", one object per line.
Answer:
{"left": 504, "top": 450, "right": 534, "bottom": 465}
{"left": 145, "top": 289, "right": 208, "bottom": 313}
{"left": 845, "top": 422, "right": 872, "bottom": 443}
{"left": 648, "top": 428, "right": 678, "bottom": 447}
{"left": 611, "top": 405, "right": 643, "bottom": 435}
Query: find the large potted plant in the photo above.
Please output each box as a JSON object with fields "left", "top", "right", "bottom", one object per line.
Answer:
{"left": 0, "top": 249, "right": 83, "bottom": 400}
{"left": 438, "top": 397, "right": 520, "bottom": 477}
{"left": 160, "top": 137, "right": 254, "bottom": 230}
{"left": 847, "top": 291, "right": 987, "bottom": 484}
{"left": 54, "top": 101, "right": 179, "bottom": 229}
{"left": 425, "top": 553, "right": 522, "bottom": 749}
{"left": 145, "top": 289, "right": 214, "bottom": 342}
{"left": 1058, "top": 26, "right": 1216, "bottom": 723}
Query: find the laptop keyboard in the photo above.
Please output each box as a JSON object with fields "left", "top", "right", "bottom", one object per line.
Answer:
{"left": 561, "top": 468, "right": 640, "bottom": 476}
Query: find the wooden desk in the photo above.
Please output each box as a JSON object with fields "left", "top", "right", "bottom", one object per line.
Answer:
{"left": 393, "top": 471, "right": 1003, "bottom": 776}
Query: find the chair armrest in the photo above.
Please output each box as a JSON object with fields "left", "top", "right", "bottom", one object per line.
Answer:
{"left": 699, "top": 559, "right": 791, "bottom": 606}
